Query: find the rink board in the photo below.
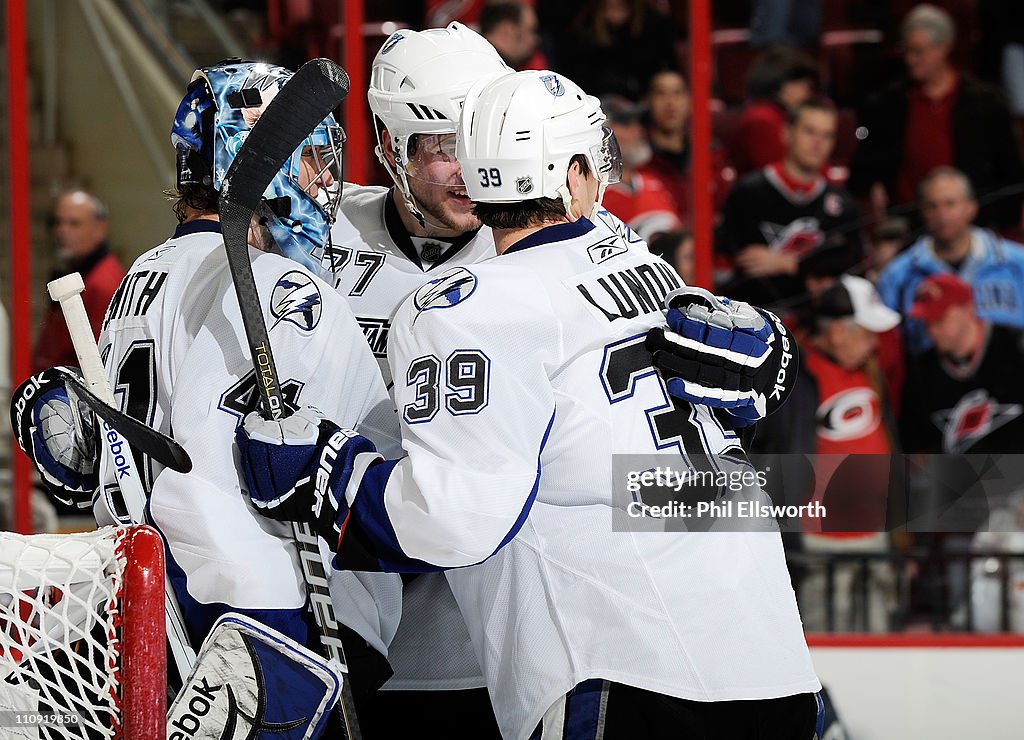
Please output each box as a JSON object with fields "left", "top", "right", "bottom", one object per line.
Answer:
{"left": 808, "top": 634, "right": 1024, "bottom": 739}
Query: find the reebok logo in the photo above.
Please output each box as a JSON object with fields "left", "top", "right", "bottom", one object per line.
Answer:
{"left": 12, "top": 372, "right": 44, "bottom": 423}
{"left": 168, "top": 676, "right": 222, "bottom": 739}
{"left": 586, "top": 238, "right": 628, "bottom": 264}
{"left": 766, "top": 311, "right": 793, "bottom": 402}
{"left": 103, "top": 422, "right": 134, "bottom": 480}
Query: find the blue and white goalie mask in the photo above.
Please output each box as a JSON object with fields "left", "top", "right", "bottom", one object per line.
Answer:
{"left": 171, "top": 60, "right": 345, "bottom": 272}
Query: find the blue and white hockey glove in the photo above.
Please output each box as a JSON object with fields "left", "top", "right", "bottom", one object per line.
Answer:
{"left": 236, "top": 406, "right": 383, "bottom": 547}
{"left": 645, "top": 287, "right": 799, "bottom": 425}
{"left": 10, "top": 367, "right": 98, "bottom": 508}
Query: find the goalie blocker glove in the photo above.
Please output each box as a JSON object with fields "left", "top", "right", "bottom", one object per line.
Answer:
{"left": 646, "top": 287, "right": 798, "bottom": 425}
{"left": 10, "top": 367, "right": 98, "bottom": 508}
{"left": 236, "top": 406, "right": 383, "bottom": 548}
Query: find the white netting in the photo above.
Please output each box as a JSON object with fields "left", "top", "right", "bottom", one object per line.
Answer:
{"left": 0, "top": 527, "right": 128, "bottom": 739}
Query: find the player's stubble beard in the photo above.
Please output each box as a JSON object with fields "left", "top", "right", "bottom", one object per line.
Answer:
{"left": 407, "top": 175, "right": 481, "bottom": 237}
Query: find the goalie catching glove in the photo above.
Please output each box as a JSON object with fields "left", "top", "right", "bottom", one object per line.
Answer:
{"left": 236, "top": 406, "right": 383, "bottom": 547}
{"left": 10, "top": 367, "right": 98, "bottom": 508}
{"left": 645, "top": 287, "right": 798, "bottom": 424}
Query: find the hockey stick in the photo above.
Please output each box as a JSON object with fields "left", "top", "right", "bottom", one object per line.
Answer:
{"left": 47, "top": 273, "right": 198, "bottom": 683}
{"left": 46, "top": 367, "right": 192, "bottom": 473}
{"left": 218, "top": 58, "right": 362, "bottom": 739}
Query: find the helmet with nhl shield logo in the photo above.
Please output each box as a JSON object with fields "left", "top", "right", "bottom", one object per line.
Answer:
{"left": 456, "top": 70, "right": 622, "bottom": 215}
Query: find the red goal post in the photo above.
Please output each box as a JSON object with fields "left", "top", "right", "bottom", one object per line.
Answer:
{"left": 0, "top": 525, "right": 166, "bottom": 739}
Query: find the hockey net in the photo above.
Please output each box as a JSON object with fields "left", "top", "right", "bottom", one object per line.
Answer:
{"left": 0, "top": 525, "right": 166, "bottom": 739}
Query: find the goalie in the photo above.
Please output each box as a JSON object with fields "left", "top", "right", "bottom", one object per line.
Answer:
{"left": 10, "top": 61, "right": 403, "bottom": 726}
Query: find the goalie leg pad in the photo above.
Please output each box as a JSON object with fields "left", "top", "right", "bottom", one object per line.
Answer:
{"left": 168, "top": 612, "right": 342, "bottom": 740}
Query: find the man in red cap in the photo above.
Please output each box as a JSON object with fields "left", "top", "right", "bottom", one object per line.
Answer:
{"left": 899, "top": 273, "right": 1024, "bottom": 629}
{"left": 902, "top": 273, "right": 1024, "bottom": 454}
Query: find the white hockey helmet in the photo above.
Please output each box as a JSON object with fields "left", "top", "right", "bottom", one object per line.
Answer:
{"left": 368, "top": 23, "right": 510, "bottom": 221}
{"left": 457, "top": 70, "right": 622, "bottom": 211}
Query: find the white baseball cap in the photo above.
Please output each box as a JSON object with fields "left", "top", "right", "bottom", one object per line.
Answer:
{"left": 818, "top": 274, "right": 901, "bottom": 332}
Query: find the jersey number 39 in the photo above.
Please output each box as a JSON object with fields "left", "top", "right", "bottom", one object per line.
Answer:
{"left": 404, "top": 350, "right": 490, "bottom": 423}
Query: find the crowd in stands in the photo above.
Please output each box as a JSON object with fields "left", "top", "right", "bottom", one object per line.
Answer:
{"left": 193, "top": 1, "right": 1024, "bottom": 632}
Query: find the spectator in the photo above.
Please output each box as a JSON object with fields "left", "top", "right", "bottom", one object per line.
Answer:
{"left": 798, "top": 239, "right": 906, "bottom": 413}
{"left": 642, "top": 70, "right": 691, "bottom": 213}
{"left": 31, "top": 189, "right": 125, "bottom": 372}
{"left": 866, "top": 216, "right": 910, "bottom": 283}
{"left": 849, "top": 4, "right": 1024, "bottom": 229}
{"left": 901, "top": 273, "right": 1024, "bottom": 454}
{"left": 876, "top": 168, "right": 1024, "bottom": 356}
{"left": 717, "top": 98, "right": 864, "bottom": 308}
{"left": 761, "top": 276, "right": 900, "bottom": 631}
{"left": 649, "top": 229, "right": 695, "bottom": 285}
{"left": 642, "top": 70, "right": 731, "bottom": 220}
{"left": 599, "top": 95, "right": 683, "bottom": 241}
{"left": 731, "top": 46, "right": 819, "bottom": 177}
{"left": 560, "top": 0, "right": 677, "bottom": 100}
{"left": 899, "top": 272, "right": 1024, "bottom": 622}
{"left": 479, "top": 1, "right": 542, "bottom": 70}
{"left": 798, "top": 236, "right": 863, "bottom": 298}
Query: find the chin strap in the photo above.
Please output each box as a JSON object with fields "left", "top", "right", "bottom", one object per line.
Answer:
{"left": 378, "top": 142, "right": 465, "bottom": 234}
{"left": 590, "top": 180, "right": 608, "bottom": 220}
{"left": 558, "top": 182, "right": 606, "bottom": 222}
{"left": 557, "top": 185, "right": 577, "bottom": 222}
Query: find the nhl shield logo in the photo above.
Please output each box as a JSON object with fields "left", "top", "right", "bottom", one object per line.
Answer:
{"left": 515, "top": 176, "right": 534, "bottom": 195}
{"left": 541, "top": 74, "right": 564, "bottom": 97}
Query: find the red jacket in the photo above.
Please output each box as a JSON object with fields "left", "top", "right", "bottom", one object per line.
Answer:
{"left": 32, "top": 247, "right": 126, "bottom": 372}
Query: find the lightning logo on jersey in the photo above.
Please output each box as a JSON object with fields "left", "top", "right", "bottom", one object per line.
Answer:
{"left": 413, "top": 267, "right": 478, "bottom": 313}
{"left": 270, "top": 271, "right": 322, "bottom": 331}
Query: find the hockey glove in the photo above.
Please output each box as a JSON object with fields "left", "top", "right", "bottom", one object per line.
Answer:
{"left": 10, "top": 368, "right": 98, "bottom": 508}
{"left": 646, "top": 287, "right": 799, "bottom": 425}
{"left": 236, "top": 406, "right": 383, "bottom": 547}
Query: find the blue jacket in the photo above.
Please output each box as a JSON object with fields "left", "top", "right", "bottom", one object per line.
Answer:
{"left": 876, "top": 227, "right": 1024, "bottom": 355}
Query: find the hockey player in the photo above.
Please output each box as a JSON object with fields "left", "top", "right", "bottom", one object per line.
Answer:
{"left": 238, "top": 70, "right": 822, "bottom": 740}
{"left": 323, "top": 23, "right": 506, "bottom": 389}
{"left": 320, "top": 23, "right": 508, "bottom": 737}
{"left": 12, "top": 60, "right": 401, "bottom": 683}
{"left": 323, "top": 24, "right": 670, "bottom": 737}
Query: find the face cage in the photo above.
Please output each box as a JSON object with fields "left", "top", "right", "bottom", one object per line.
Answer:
{"left": 292, "top": 124, "right": 346, "bottom": 223}
{"left": 591, "top": 126, "right": 623, "bottom": 185}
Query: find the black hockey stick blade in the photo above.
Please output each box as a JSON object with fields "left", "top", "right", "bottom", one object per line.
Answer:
{"left": 219, "top": 58, "right": 350, "bottom": 421}
{"left": 52, "top": 367, "right": 193, "bottom": 473}
{"left": 217, "top": 59, "right": 362, "bottom": 740}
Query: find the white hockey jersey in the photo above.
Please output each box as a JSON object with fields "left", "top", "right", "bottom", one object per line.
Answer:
{"left": 327, "top": 184, "right": 497, "bottom": 690}
{"left": 325, "top": 184, "right": 497, "bottom": 390}
{"left": 98, "top": 220, "right": 401, "bottom": 653}
{"left": 340, "top": 217, "right": 820, "bottom": 740}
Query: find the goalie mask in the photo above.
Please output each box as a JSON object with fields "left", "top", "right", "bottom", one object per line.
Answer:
{"left": 170, "top": 60, "right": 344, "bottom": 272}
{"left": 367, "top": 22, "right": 510, "bottom": 227}
{"left": 457, "top": 70, "right": 622, "bottom": 216}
